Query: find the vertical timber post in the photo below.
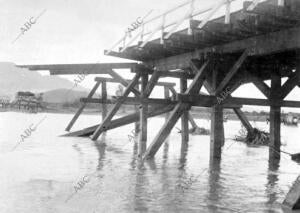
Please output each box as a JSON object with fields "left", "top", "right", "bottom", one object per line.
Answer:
{"left": 102, "top": 81, "right": 107, "bottom": 123}
{"left": 164, "top": 86, "right": 170, "bottom": 122}
{"left": 139, "top": 73, "right": 148, "bottom": 157}
{"left": 135, "top": 84, "right": 140, "bottom": 134}
{"left": 180, "top": 78, "right": 189, "bottom": 148}
{"left": 269, "top": 72, "right": 281, "bottom": 160}
{"left": 210, "top": 68, "right": 224, "bottom": 160}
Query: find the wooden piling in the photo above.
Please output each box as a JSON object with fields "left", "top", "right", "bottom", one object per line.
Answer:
{"left": 180, "top": 78, "right": 189, "bottom": 146}
{"left": 210, "top": 105, "right": 224, "bottom": 159}
{"left": 139, "top": 73, "right": 148, "bottom": 156}
{"left": 101, "top": 81, "right": 107, "bottom": 122}
{"left": 135, "top": 84, "right": 140, "bottom": 134}
{"left": 269, "top": 72, "right": 281, "bottom": 160}
{"left": 210, "top": 68, "right": 224, "bottom": 160}
{"left": 164, "top": 86, "right": 170, "bottom": 122}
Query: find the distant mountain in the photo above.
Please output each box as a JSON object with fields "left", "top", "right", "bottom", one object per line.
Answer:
{"left": 0, "top": 62, "right": 86, "bottom": 99}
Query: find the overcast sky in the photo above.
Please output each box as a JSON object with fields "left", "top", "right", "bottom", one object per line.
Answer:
{"left": 1, "top": 0, "right": 299, "bottom": 112}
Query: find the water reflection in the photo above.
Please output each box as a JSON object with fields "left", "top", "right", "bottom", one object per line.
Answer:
{"left": 179, "top": 138, "right": 188, "bottom": 169}
{"left": 207, "top": 158, "right": 222, "bottom": 212}
{"left": 130, "top": 137, "right": 138, "bottom": 169}
{"left": 133, "top": 168, "right": 151, "bottom": 212}
{"left": 266, "top": 158, "right": 280, "bottom": 209}
{"left": 94, "top": 135, "right": 107, "bottom": 171}
{"left": 163, "top": 138, "right": 169, "bottom": 165}
{"left": 3, "top": 113, "right": 300, "bottom": 212}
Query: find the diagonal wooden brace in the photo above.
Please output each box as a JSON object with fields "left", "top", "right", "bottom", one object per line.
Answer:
{"left": 143, "top": 60, "right": 210, "bottom": 159}
{"left": 250, "top": 73, "right": 271, "bottom": 99}
{"left": 280, "top": 68, "right": 300, "bottom": 100}
{"left": 143, "top": 103, "right": 191, "bottom": 159}
{"left": 215, "top": 50, "right": 249, "bottom": 95}
{"left": 91, "top": 73, "right": 141, "bottom": 141}
{"left": 65, "top": 81, "right": 101, "bottom": 131}
{"left": 109, "top": 70, "right": 141, "bottom": 97}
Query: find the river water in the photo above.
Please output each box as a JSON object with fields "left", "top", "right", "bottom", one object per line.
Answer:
{"left": 0, "top": 112, "right": 300, "bottom": 213}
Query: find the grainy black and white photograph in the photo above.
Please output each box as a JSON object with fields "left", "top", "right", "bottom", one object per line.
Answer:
{"left": 1, "top": 0, "right": 300, "bottom": 212}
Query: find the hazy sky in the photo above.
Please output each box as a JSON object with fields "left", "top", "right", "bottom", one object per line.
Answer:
{"left": 1, "top": 0, "right": 299, "bottom": 112}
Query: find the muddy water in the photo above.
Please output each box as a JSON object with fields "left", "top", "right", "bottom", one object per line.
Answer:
{"left": 0, "top": 112, "right": 300, "bottom": 213}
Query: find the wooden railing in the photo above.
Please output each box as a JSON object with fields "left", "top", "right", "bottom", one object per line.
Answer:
{"left": 106, "top": 0, "right": 283, "bottom": 54}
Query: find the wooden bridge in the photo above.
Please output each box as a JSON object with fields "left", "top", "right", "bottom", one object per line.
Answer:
{"left": 17, "top": 0, "right": 300, "bottom": 209}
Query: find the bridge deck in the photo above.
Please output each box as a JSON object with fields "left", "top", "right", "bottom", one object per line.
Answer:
{"left": 105, "top": 0, "right": 300, "bottom": 73}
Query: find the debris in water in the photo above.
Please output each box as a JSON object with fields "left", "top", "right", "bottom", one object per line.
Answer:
{"left": 234, "top": 126, "right": 270, "bottom": 146}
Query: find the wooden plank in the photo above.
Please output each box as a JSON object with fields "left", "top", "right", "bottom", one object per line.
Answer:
{"left": 18, "top": 63, "right": 138, "bottom": 71}
{"left": 49, "top": 69, "right": 111, "bottom": 75}
{"left": 91, "top": 73, "right": 140, "bottom": 141}
{"left": 65, "top": 81, "right": 101, "bottom": 131}
{"left": 215, "top": 50, "right": 249, "bottom": 94}
{"left": 63, "top": 105, "right": 174, "bottom": 137}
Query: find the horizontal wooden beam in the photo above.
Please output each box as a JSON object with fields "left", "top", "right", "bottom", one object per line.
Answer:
{"left": 81, "top": 96, "right": 241, "bottom": 108}
{"left": 49, "top": 69, "right": 111, "bottom": 75}
{"left": 147, "top": 26, "right": 300, "bottom": 70}
{"left": 158, "top": 70, "right": 195, "bottom": 79}
{"left": 94, "top": 77, "right": 176, "bottom": 87}
{"left": 177, "top": 94, "right": 300, "bottom": 108}
{"left": 81, "top": 97, "right": 174, "bottom": 105}
{"left": 17, "top": 63, "right": 138, "bottom": 73}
